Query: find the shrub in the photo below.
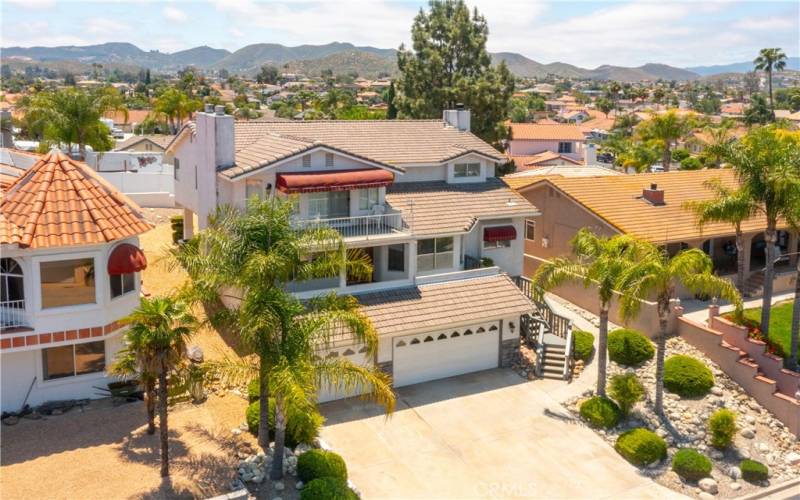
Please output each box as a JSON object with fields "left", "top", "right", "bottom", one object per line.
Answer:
{"left": 740, "top": 459, "right": 769, "bottom": 482}
{"left": 246, "top": 399, "right": 323, "bottom": 447}
{"left": 608, "top": 373, "right": 645, "bottom": 417}
{"left": 672, "top": 449, "right": 712, "bottom": 481}
{"left": 572, "top": 330, "right": 595, "bottom": 362}
{"left": 247, "top": 379, "right": 260, "bottom": 402}
{"left": 607, "top": 329, "right": 655, "bottom": 366}
{"left": 579, "top": 396, "right": 621, "bottom": 429}
{"left": 663, "top": 355, "right": 714, "bottom": 397}
{"left": 170, "top": 215, "right": 184, "bottom": 243}
{"left": 297, "top": 449, "right": 348, "bottom": 483}
{"left": 614, "top": 428, "right": 667, "bottom": 466}
{"left": 671, "top": 148, "right": 690, "bottom": 162}
{"left": 680, "top": 156, "right": 703, "bottom": 170}
{"left": 708, "top": 409, "right": 737, "bottom": 449}
{"left": 300, "top": 478, "right": 358, "bottom": 500}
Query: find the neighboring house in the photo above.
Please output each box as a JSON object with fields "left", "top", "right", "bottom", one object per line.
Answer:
{"left": 114, "top": 134, "right": 175, "bottom": 153}
{"left": 513, "top": 169, "right": 797, "bottom": 298}
{"left": 104, "top": 109, "right": 154, "bottom": 133}
{"left": 507, "top": 123, "right": 588, "bottom": 162}
{"left": 501, "top": 164, "right": 622, "bottom": 191}
{"left": 508, "top": 151, "right": 585, "bottom": 172}
{"left": 165, "top": 106, "right": 540, "bottom": 395}
{"left": 1, "top": 151, "right": 152, "bottom": 412}
{"left": 559, "top": 109, "right": 590, "bottom": 123}
{"left": 720, "top": 102, "right": 745, "bottom": 118}
{"left": 682, "top": 127, "right": 747, "bottom": 155}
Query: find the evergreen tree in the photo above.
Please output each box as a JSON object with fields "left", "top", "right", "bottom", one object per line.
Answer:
{"left": 386, "top": 81, "right": 398, "bottom": 119}
{"left": 743, "top": 94, "right": 773, "bottom": 125}
{"left": 395, "top": 0, "right": 514, "bottom": 146}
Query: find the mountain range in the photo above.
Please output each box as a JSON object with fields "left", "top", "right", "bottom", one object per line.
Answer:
{"left": 2, "top": 41, "right": 795, "bottom": 81}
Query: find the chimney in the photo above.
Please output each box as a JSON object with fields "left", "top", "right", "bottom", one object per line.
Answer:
{"left": 642, "top": 183, "right": 665, "bottom": 206}
{"left": 204, "top": 103, "right": 214, "bottom": 113}
{"left": 584, "top": 143, "right": 597, "bottom": 165}
{"left": 443, "top": 106, "right": 470, "bottom": 132}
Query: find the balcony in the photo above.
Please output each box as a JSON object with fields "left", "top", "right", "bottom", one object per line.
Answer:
{"left": 292, "top": 211, "right": 409, "bottom": 240}
{"left": 1, "top": 300, "right": 28, "bottom": 330}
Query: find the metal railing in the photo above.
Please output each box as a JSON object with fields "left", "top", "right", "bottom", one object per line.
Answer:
{"left": 563, "top": 326, "right": 574, "bottom": 380}
{"left": 463, "top": 254, "right": 481, "bottom": 270}
{"left": 292, "top": 212, "right": 407, "bottom": 239}
{"left": 515, "top": 276, "right": 571, "bottom": 339}
{"left": 1, "top": 300, "right": 27, "bottom": 329}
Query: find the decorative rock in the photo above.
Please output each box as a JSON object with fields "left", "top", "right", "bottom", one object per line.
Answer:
{"left": 785, "top": 452, "right": 800, "bottom": 466}
{"left": 728, "top": 466, "right": 742, "bottom": 480}
{"left": 296, "top": 481, "right": 304, "bottom": 490}
{"left": 231, "top": 428, "right": 242, "bottom": 436}
{"left": 757, "top": 442, "right": 770, "bottom": 453}
{"left": 710, "top": 386, "right": 723, "bottom": 396}
{"left": 699, "top": 493, "right": 714, "bottom": 500}
{"left": 740, "top": 428, "right": 755, "bottom": 439}
{"left": 274, "top": 481, "right": 285, "bottom": 491}
{"left": 710, "top": 450, "right": 724, "bottom": 460}
{"left": 729, "top": 482, "right": 741, "bottom": 491}
{"left": 699, "top": 478, "right": 718, "bottom": 494}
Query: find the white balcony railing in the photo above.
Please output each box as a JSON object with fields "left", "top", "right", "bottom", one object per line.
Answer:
{"left": 1, "top": 300, "right": 27, "bottom": 329}
{"left": 292, "top": 212, "right": 408, "bottom": 239}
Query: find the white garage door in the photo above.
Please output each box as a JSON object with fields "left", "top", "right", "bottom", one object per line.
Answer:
{"left": 317, "top": 345, "right": 371, "bottom": 403}
{"left": 392, "top": 322, "right": 500, "bottom": 388}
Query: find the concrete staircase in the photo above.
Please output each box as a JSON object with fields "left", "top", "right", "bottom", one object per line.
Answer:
{"left": 743, "top": 270, "right": 765, "bottom": 297}
{"left": 540, "top": 342, "right": 569, "bottom": 380}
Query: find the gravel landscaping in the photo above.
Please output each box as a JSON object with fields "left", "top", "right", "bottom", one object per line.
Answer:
{"left": 565, "top": 336, "right": 800, "bottom": 499}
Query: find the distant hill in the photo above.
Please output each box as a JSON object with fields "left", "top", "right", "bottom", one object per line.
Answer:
{"left": 687, "top": 57, "right": 800, "bottom": 76}
{"left": 210, "top": 42, "right": 396, "bottom": 73}
{"left": 491, "top": 53, "right": 698, "bottom": 81}
{"left": 278, "top": 51, "right": 397, "bottom": 78}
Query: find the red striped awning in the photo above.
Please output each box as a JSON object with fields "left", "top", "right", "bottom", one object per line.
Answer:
{"left": 483, "top": 226, "right": 517, "bottom": 242}
{"left": 108, "top": 243, "right": 148, "bottom": 275}
{"left": 276, "top": 169, "right": 394, "bottom": 194}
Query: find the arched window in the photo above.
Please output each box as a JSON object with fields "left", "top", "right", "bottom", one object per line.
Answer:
{"left": 1, "top": 258, "right": 24, "bottom": 303}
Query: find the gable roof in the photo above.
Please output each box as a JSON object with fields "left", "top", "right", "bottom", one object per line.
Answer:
{"left": 509, "top": 151, "right": 584, "bottom": 171}
{"left": 502, "top": 165, "right": 621, "bottom": 190}
{"left": 1, "top": 151, "right": 153, "bottom": 249}
{"left": 114, "top": 134, "right": 175, "bottom": 151}
{"left": 385, "top": 178, "right": 539, "bottom": 236}
{"left": 509, "top": 123, "right": 586, "bottom": 141}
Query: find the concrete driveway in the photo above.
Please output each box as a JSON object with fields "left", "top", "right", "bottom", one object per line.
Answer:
{"left": 320, "top": 369, "right": 684, "bottom": 500}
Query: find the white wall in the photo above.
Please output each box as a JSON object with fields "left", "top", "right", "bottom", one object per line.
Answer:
{"left": 395, "top": 165, "right": 446, "bottom": 183}
{"left": 508, "top": 139, "right": 585, "bottom": 160}
{"left": 85, "top": 151, "right": 163, "bottom": 172}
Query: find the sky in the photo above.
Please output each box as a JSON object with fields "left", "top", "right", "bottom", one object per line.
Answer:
{"left": 1, "top": 0, "right": 798, "bottom": 68}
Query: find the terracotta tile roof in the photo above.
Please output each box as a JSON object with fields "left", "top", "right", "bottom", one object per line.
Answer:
{"left": 114, "top": 134, "right": 175, "bottom": 151}
{"left": 104, "top": 109, "right": 153, "bottom": 125}
{"left": 357, "top": 273, "right": 534, "bottom": 336}
{"left": 509, "top": 151, "right": 584, "bottom": 171}
{"left": 502, "top": 165, "right": 621, "bottom": 190}
{"left": 509, "top": 123, "right": 586, "bottom": 141}
{"left": 721, "top": 102, "right": 745, "bottom": 115}
{"left": 578, "top": 116, "right": 616, "bottom": 133}
{"left": 686, "top": 127, "right": 748, "bottom": 145}
{"left": 528, "top": 169, "right": 778, "bottom": 242}
{"left": 386, "top": 179, "right": 539, "bottom": 236}
{"left": 1, "top": 151, "right": 153, "bottom": 249}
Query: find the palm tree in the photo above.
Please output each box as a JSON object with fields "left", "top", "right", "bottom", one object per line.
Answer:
{"left": 637, "top": 110, "right": 694, "bottom": 172}
{"left": 754, "top": 48, "right": 787, "bottom": 111}
{"left": 153, "top": 88, "right": 201, "bottom": 134}
{"left": 722, "top": 126, "right": 800, "bottom": 335}
{"left": 684, "top": 179, "right": 757, "bottom": 295}
{"left": 121, "top": 296, "right": 197, "bottom": 477}
{"left": 701, "top": 123, "right": 735, "bottom": 168}
{"left": 112, "top": 326, "right": 159, "bottom": 435}
{"left": 618, "top": 245, "right": 741, "bottom": 415}
{"left": 784, "top": 186, "right": 800, "bottom": 371}
{"left": 533, "top": 228, "right": 641, "bottom": 396}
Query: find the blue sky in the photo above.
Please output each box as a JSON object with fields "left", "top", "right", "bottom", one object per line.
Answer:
{"left": 2, "top": 1, "right": 798, "bottom": 68}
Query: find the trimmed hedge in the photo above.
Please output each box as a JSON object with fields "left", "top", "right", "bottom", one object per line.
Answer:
{"left": 607, "top": 329, "right": 654, "bottom": 366}
{"left": 579, "top": 396, "right": 621, "bottom": 429}
{"left": 300, "top": 478, "right": 358, "bottom": 500}
{"left": 297, "top": 449, "right": 348, "bottom": 483}
{"left": 572, "top": 330, "right": 595, "bottom": 362}
{"left": 740, "top": 459, "right": 769, "bottom": 482}
{"left": 614, "top": 428, "right": 667, "bottom": 466}
{"left": 664, "top": 355, "right": 714, "bottom": 397}
{"left": 672, "top": 449, "right": 712, "bottom": 481}
{"left": 708, "top": 409, "right": 737, "bottom": 449}
{"left": 245, "top": 399, "right": 322, "bottom": 447}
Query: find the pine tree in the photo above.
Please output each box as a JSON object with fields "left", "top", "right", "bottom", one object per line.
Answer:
{"left": 386, "top": 81, "right": 398, "bottom": 119}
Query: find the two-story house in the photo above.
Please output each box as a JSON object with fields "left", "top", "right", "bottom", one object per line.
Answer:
{"left": 166, "top": 106, "right": 540, "bottom": 395}
{"left": 507, "top": 123, "right": 591, "bottom": 168}
{"left": 1, "top": 151, "right": 152, "bottom": 412}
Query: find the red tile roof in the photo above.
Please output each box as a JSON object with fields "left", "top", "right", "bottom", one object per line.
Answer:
{"left": 1, "top": 151, "right": 153, "bottom": 249}
{"left": 509, "top": 123, "right": 586, "bottom": 141}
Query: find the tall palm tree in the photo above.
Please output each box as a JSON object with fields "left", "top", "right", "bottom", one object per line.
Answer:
{"left": 533, "top": 228, "right": 642, "bottom": 396}
{"left": 121, "top": 296, "right": 197, "bottom": 477}
{"left": 618, "top": 245, "right": 741, "bottom": 415}
{"left": 637, "top": 110, "right": 694, "bottom": 172}
{"left": 722, "top": 126, "right": 800, "bottom": 335}
{"left": 754, "top": 48, "right": 787, "bottom": 111}
{"left": 784, "top": 183, "right": 800, "bottom": 371}
{"left": 684, "top": 179, "right": 757, "bottom": 295}
{"left": 153, "top": 88, "right": 202, "bottom": 134}
{"left": 112, "top": 326, "right": 159, "bottom": 435}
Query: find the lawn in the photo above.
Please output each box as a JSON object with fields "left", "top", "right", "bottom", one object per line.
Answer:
{"left": 741, "top": 300, "right": 798, "bottom": 363}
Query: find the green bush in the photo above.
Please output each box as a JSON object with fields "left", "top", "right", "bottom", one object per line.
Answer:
{"left": 680, "top": 156, "right": 703, "bottom": 170}
{"left": 297, "top": 449, "right": 348, "bottom": 483}
{"left": 572, "top": 330, "right": 595, "bottom": 362}
{"left": 245, "top": 400, "right": 323, "bottom": 447}
{"left": 740, "top": 459, "right": 769, "bottom": 482}
{"left": 708, "top": 409, "right": 737, "bottom": 449}
{"left": 615, "top": 428, "right": 667, "bottom": 466}
{"left": 170, "top": 215, "right": 184, "bottom": 243}
{"left": 672, "top": 449, "right": 712, "bottom": 481}
{"left": 247, "top": 379, "right": 260, "bottom": 402}
{"left": 671, "top": 148, "right": 690, "bottom": 162}
{"left": 579, "top": 396, "right": 621, "bottom": 429}
{"left": 300, "top": 478, "right": 358, "bottom": 500}
{"left": 608, "top": 373, "right": 645, "bottom": 417}
{"left": 607, "top": 329, "right": 655, "bottom": 366}
{"left": 664, "top": 355, "right": 714, "bottom": 397}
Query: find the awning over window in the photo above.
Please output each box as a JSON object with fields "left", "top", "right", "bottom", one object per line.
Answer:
{"left": 108, "top": 243, "right": 148, "bottom": 275}
{"left": 276, "top": 169, "right": 394, "bottom": 194}
{"left": 483, "top": 226, "right": 517, "bottom": 242}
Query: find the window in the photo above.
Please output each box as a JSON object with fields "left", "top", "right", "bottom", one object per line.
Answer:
{"left": 558, "top": 142, "right": 573, "bottom": 154}
{"left": 40, "top": 258, "right": 96, "bottom": 309}
{"left": 110, "top": 272, "right": 135, "bottom": 298}
{"left": 173, "top": 158, "right": 180, "bottom": 180}
{"left": 484, "top": 239, "right": 512, "bottom": 249}
{"left": 388, "top": 244, "right": 405, "bottom": 272}
{"left": 302, "top": 154, "right": 311, "bottom": 168}
{"left": 525, "top": 220, "right": 536, "bottom": 241}
{"left": 308, "top": 191, "right": 349, "bottom": 218}
{"left": 325, "top": 153, "right": 334, "bottom": 167}
{"left": 42, "top": 341, "right": 105, "bottom": 381}
{"left": 1, "top": 258, "right": 24, "bottom": 303}
{"left": 453, "top": 163, "right": 480, "bottom": 178}
{"left": 359, "top": 187, "right": 379, "bottom": 211}
{"left": 417, "top": 237, "right": 454, "bottom": 271}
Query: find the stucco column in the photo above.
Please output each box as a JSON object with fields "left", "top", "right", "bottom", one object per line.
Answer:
{"left": 182, "top": 208, "right": 194, "bottom": 240}
{"left": 408, "top": 241, "right": 417, "bottom": 282}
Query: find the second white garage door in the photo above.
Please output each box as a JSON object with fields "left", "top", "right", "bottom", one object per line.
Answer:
{"left": 392, "top": 322, "right": 500, "bottom": 388}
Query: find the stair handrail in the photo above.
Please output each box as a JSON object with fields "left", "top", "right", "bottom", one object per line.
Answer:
{"left": 563, "top": 322, "right": 574, "bottom": 381}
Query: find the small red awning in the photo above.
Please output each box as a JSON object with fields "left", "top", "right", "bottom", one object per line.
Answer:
{"left": 108, "top": 243, "right": 148, "bottom": 275}
{"left": 483, "top": 226, "right": 517, "bottom": 242}
{"left": 276, "top": 169, "right": 394, "bottom": 194}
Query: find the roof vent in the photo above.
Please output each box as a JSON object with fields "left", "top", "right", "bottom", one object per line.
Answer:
{"left": 214, "top": 105, "right": 225, "bottom": 116}
{"left": 204, "top": 103, "right": 214, "bottom": 113}
{"left": 642, "top": 183, "right": 665, "bottom": 206}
